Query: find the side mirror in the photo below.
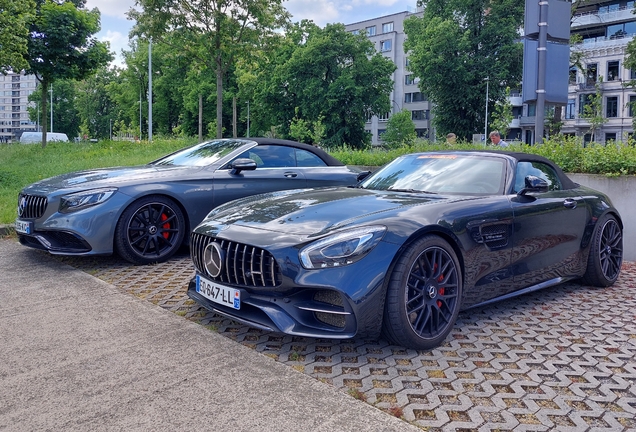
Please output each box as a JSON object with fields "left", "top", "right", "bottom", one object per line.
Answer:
{"left": 230, "top": 158, "right": 257, "bottom": 174}
{"left": 518, "top": 175, "right": 549, "bottom": 196}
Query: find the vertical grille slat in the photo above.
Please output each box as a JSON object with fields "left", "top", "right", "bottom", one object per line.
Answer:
{"left": 191, "top": 232, "right": 281, "bottom": 288}
{"left": 18, "top": 194, "right": 48, "bottom": 219}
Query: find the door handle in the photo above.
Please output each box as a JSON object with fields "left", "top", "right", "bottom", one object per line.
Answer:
{"left": 284, "top": 172, "right": 298, "bottom": 178}
{"left": 563, "top": 198, "right": 577, "bottom": 209}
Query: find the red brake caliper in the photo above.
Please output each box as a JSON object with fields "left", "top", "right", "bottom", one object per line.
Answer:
{"left": 161, "top": 213, "right": 170, "bottom": 239}
{"left": 436, "top": 263, "right": 445, "bottom": 308}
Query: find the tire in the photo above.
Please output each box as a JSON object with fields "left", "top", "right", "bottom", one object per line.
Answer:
{"left": 114, "top": 195, "right": 186, "bottom": 265}
{"left": 582, "top": 214, "right": 623, "bottom": 287}
{"left": 383, "top": 235, "right": 462, "bottom": 350}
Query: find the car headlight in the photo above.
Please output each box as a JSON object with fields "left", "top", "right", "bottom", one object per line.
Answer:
{"left": 59, "top": 188, "right": 117, "bottom": 213}
{"left": 299, "top": 226, "right": 386, "bottom": 269}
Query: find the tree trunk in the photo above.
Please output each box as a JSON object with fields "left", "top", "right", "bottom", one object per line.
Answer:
{"left": 40, "top": 79, "right": 49, "bottom": 148}
{"left": 216, "top": 57, "right": 223, "bottom": 139}
{"left": 198, "top": 94, "right": 203, "bottom": 143}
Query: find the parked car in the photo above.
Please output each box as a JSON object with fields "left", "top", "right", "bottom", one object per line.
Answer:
{"left": 20, "top": 132, "right": 69, "bottom": 144}
{"left": 187, "top": 150, "right": 623, "bottom": 350}
{"left": 16, "top": 138, "right": 366, "bottom": 264}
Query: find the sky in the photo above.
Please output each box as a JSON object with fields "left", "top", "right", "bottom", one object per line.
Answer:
{"left": 85, "top": 0, "right": 418, "bottom": 67}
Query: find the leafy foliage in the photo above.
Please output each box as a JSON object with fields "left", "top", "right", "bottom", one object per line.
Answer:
{"left": 381, "top": 110, "right": 417, "bottom": 149}
{"left": 24, "top": 0, "right": 112, "bottom": 146}
{"left": 489, "top": 87, "right": 513, "bottom": 138}
{"left": 404, "top": 0, "right": 524, "bottom": 141}
{"left": 0, "top": 0, "right": 35, "bottom": 74}
{"left": 130, "top": 0, "right": 290, "bottom": 138}
{"left": 250, "top": 22, "right": 396, "bottom": 148}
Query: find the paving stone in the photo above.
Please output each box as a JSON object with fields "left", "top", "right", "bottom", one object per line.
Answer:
{"left": 51, "top": 250, "right": 636, "bottom": 431}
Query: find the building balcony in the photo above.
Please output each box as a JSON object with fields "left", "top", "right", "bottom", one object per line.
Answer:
{"left": 519, "top": 116, "right": 536, "bottom": 126}
{"left": 571, "top": 7, "right": 635, "bottom": 30}
{"left": 510, "top": 118, "right": 521, "bottom": 128}
{"left": 572, "top": 34, "right": 633, "bottom": 52}
{"left": 509, "top": 96, "right": 523, "bottom": 106}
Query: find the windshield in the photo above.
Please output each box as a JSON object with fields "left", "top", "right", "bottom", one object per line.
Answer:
{"left": 360, "top": 153, "right": 506, "bottom": 195}
{"left": 150, "top": 139, "right": 252, "bottom": 167}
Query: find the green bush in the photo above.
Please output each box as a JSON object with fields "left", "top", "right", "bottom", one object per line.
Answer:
{"left": 329, "top": 136, "right": 636, "bottom": 176}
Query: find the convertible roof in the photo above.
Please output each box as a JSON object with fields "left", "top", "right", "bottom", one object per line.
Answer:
{"left": 248, "top": 137, "right": 345, "bottom": 166}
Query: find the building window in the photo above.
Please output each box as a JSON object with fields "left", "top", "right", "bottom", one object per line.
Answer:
{"left": 605, "top": 132, "right": 617, "bottom": 144}
{"left": 380, "top": 40, "right": 392, "bottom": 52}
{"left": 404, "top": 92, "right": 425, "bottom": 103}
{"left": 351, "top": 29, "right": 359, "bottom": 35}
{"left": 586, "top": 63, "right": 598, "bottom": 86}
{"left": 405, "top": 74, "right": 415, "bottom": 85}
{"left": 411, "top": 110, "right": 428, "bottom": 120}
{"left": 607, "top": 61, "right": 620, "bottom": 81}
{"left": 528, "top": 103, "right": 536, "bottom": 117}
{"left": 382, "top": 22, "right": 394, "bottom": 33}
{"left": 569, "top": 66, "right": 577, "bottom": 85}
{"left": 606, "top": 96, "right": 618, "bottom": 118}
{"left": 566, "top": 99, "right": 575, "bottom": 119}
{"left": 366, "top": 26, "right": 376, "bottom": 36}
{"left": 579, "top": 94, "right": 593, "bottom": 114}
{"left": 629, "top": 95, "right": 636, "bottom": 116}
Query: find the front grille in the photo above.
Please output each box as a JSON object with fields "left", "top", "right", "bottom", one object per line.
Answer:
{"left": 191, "top": 232, "right": 282, "bottom": 288}
{"left": 18, "top": 194, "right": 48, "bottom": 219}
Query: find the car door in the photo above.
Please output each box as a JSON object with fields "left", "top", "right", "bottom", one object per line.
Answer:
{"left": 509, "top": 161, "right": 587, "bottom": 287}
{"left": 213, "top": 145, "right": 307, "bottom": 207}
{"left": 293, "top": 148, "right": 359, "bottom": 187}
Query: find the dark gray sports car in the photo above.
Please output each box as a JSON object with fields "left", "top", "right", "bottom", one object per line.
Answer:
{"left": 15, "top": 138, "right": 364, "bottom": 264}
{"left": 187, "top": 151, "right": 623, "bottom": 350}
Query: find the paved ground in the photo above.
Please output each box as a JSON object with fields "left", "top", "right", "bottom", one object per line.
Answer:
{"left": 39, "top": 242, "right": 636, "bottom": 431}
{"left": 0, "top": 238, "right": 419, "bottom": 432}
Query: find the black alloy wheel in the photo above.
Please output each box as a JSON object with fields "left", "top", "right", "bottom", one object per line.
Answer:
{"left": 383, "top": 235, "right": 462, "bottom": 350}
{"left": 115, "top": 195, "right": 186, "bottom": 265}
{"left": 582, "top": 214, "right": 623, "bottom": 287}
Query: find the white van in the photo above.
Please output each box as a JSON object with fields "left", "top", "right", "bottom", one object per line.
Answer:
{"left": 20, "top": 132, "right": 69, "bottom": 144}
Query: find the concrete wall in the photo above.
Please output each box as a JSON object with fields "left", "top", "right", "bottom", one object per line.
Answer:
{"left": 569, "top": 174, "right": 636, "bottom": 261}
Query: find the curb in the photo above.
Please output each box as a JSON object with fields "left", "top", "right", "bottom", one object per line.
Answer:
{"left": 0, "top": 224, "right": 14, "bottom": 237}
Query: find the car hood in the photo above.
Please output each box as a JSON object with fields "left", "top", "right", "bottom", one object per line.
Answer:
{"left": 201, "top": 187, "right": 468, "bottom": 237}
{"left": 22, "top": 165, "right": 201, "bottom": 194}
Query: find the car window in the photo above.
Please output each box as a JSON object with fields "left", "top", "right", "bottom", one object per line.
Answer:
{"left": 151, "top": 139, "right": 248, "bottom": 166}
{"left": 513, "top": 161, "right": 562, "bottom": 193}
{"left": 234, "top": 145, "right": 297, "bottom": 168}
{"left": 296, "top": 149, "right": 327, "bottom": 167}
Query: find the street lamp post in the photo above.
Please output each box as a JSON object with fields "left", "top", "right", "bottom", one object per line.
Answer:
{"left": 110, "top": 119, "right": 112, "bottom": 141}
{"left": 49, "top": 83, "right": 53, "bottom": 133}
{"left": 484, "top": 77, "right": 489, "bottom": 143}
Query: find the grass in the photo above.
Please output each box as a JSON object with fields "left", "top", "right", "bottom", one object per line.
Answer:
{"left": 0, "top": 138, "right": 195, "bottom": 224}
{"left": 3, "top": 135, "right": 636, "bottom": 225}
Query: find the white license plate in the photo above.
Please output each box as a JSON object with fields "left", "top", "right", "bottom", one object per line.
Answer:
{"left": 196, "top": 275, "right": 241, "bottom": 310}
{"left": 15, "top": 219, "right": 33, "bottom": 235}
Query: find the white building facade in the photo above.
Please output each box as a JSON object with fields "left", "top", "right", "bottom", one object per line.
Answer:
{"left": 345, "top": 9, "right": 434, "bottom": 145}
{"left": 0, "top": 71, "right": 38, "bottom": 143}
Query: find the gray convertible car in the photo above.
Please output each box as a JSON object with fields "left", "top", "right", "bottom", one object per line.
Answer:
{"left": 15, "top": 138, "right": 364, "bottom": 264}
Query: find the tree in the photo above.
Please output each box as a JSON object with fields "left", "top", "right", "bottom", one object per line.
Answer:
{"left": 489, "top": 87, "right": 513, "bottom": 139}
{"left": 404, "top": 0, "right": 523, "bottom": 141}
{"left": 130, "top": 0, "right": 290, "bottom": 139}
{"left": 580, "top": 78, "right": 606, "bottom": 143}
{"left": 75, "top": 67, "right": 118, "bottom": 139}
{"left": 382, "top": 110, "right": 416, "bottom": 148}
{"left": 252, "top": 22, "right": 396, "bottom": 148}
{"left": 24, "top": 0, "right": 112, "bottom": 147}
{"left": 28, "top": 79, "right": 81, "bottom": 139}
{"left": 0, "top": 0, "right": 35, "bottom": 74}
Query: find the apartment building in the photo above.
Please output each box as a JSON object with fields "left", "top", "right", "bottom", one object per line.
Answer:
{"left": 518, "top": 0, "right": 636, "bottom": 144}
{"left": 345, "top": 9, "right": 433, "bottom": 145}
{"left": 0, "top": 71, "right": 38, "bottom": 143}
